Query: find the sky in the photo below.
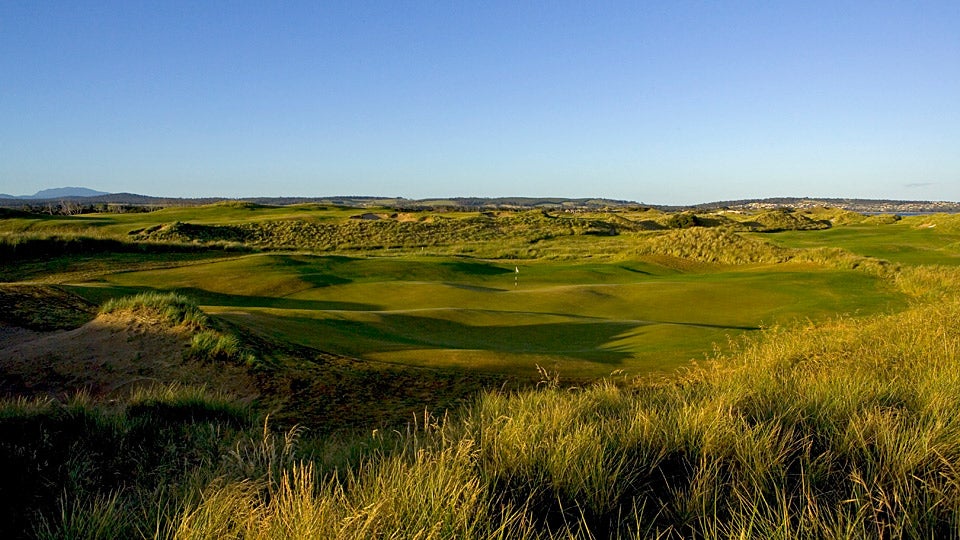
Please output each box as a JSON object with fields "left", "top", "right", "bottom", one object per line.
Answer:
{"left": 1, "top": 1, "right": 958, "bottom": 205}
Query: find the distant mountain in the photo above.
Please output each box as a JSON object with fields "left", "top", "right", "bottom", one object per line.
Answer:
{"left": 24, "top": 187, "right": 110, "bottom": 199}
{"left": 0, "top": 194, "right": 14, "bottom": 199}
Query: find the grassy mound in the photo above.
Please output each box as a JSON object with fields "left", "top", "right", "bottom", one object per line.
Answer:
{"left": 631, "top": 227, "right": 793, "bottom": 264}
{"left": 860, "top": 213, "right": 901, "bottom": 225}
{"left": 740, "top": 209, "right": 832, "bottom": 232}
{"left": 99, "top": 292, "right": 258, "bottom": 366}
{"left": 100, "top": 291, "right": 209, "bottom": 328}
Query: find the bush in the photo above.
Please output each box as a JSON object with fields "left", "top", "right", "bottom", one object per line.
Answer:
{"left": 665, "top": 212, "right": 700, "bottom": 229}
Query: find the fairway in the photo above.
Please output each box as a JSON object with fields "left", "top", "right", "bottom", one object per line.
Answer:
{"left": 63, "top": 252, "right": 907, "bottom": 377}
{"left": 7, "top": 203, "right": 950, "bottom": 379}
{"left": 9, "top": 204, "right": 955, "bottom": 380}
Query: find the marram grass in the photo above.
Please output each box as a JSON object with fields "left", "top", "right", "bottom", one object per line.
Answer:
{"left": 165, "top": 293, "right": 960, "bottom": 539}
{"left": 100, "top": 291, "right": 209, "bottom": 329}
{"left": 99, "top": 291, "right": 260, "bottom": 365}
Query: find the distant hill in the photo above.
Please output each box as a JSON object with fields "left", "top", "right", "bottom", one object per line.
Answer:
{"left": 696, "top": 197, "right": 960, "bottom": 214}
{"left": 0, "top": 187, "right": 112, "bottom": 199}
{"left": 24, "top": 187, "right": 110, "bottom": 199}
{"left": 0, "top": 191, "right": 958, "bottom": 214}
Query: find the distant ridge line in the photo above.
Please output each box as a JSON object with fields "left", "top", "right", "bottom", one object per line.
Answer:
{"left": 0, "top": 192, "right": 958, "bottom": 213}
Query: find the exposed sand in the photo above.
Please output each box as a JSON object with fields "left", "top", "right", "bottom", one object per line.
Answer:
{"left": 0, "top": 313, "right": 258, "bottom": 399}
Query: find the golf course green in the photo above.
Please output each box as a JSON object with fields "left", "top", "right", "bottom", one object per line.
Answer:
{"left": 5, "top": 203, "right": 941, "bottom": 379}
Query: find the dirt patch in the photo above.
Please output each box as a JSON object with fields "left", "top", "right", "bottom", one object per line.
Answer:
{"left": 394, "top": 212, "right": 422, "bottom": 222}
{"left": 0, "top": 313, "right": 258, "bottom": 400}
{"left": 0, "top": 284, "right": 95, "bottom": 330}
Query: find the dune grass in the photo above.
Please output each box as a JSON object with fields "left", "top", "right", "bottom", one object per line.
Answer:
{"left": 98, "top": 291, "right": 260, "bottom": 366}
{"left": 161, "top": 273, "right": 960, "bottom": 539}
{"left": 100, "top": 291, "right": 210, "bottom": 329}
{"left": 0, "top": 386, "right": 255, "bottom": 539}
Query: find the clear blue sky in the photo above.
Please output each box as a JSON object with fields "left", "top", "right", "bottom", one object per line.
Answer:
{"left": 2, "top": 1, "right": 958, "bottom": 204}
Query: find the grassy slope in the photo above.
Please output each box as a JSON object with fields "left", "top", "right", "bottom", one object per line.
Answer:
{"left": 761, "top": 214, "right": 960, "bottom": 266}
{"left": 64, "top": 253, "right": 906, "bottom": 377}
{"left": 25, "top": 268, "right": 953, "bottom": 540}
{"left": 4, "top": 204, "right": 946, "bottom": 380}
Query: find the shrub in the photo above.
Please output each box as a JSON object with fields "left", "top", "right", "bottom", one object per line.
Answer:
{"left": 665, "top": 212, "right": 700, "bottom": 229}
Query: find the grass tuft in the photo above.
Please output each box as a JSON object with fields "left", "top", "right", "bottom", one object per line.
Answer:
{"left": 100, "top": 291, "right": 208, "bottom": 329}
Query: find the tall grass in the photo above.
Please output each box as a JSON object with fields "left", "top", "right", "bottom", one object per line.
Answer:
{"left": 100, "top": 291, "right": 209, "bottom": 329}
{"left": 0, "top": 386, "right": 256, "bottom": 539}
{"left": 99, "top": 292, "right": 260, "bottom": 365}
{"left": 164, "top": 290, "right": 960, "bottom": 538}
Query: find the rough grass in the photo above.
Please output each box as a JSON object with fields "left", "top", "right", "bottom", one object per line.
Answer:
{"left": 132, "top": 211, "right": 617, "bottom": 252}
{"left": 98, "top": 291, "right": 260, "bottom": 366}
{"left": 0, "top": 386, "right": 255, "bottom": 539}
{"left": 163, "top": 267, "right": 960, "bottom": 539}
{"left": 0, "top": 284, "right": 95, "bottom": 330}
{"left": 629, "top": 227, "right": 793, "bottom": 264}
{"left": 100, "top": 291, "right": 210, "bottom": 329}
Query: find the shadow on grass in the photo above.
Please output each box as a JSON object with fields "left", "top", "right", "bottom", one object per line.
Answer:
{"left": 265, "top": 314, "right": 645, "bottom": 365}
{"left": 225, "top": 305, "right": 764, "bottom": 367}
{"left": 62, "top": 285, "right": 382, "bottom": 312}
{"left": 175, "top": 288, "right": 381, "bottom": 311}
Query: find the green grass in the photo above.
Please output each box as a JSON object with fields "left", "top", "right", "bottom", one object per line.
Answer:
{"left": 73, "top": 253, "right": 904, "bottom": 377}
{"left": 5, "top": 204, "right": 960, "bottom": 538}
{"left": 6, "top": 204, "right": 948, "bottom": 380}
{"left": 762, "top": 214, "right": 960, "bottom": 266}
{"left": 167, "top": 285, "right": 960, "bottom": 538}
